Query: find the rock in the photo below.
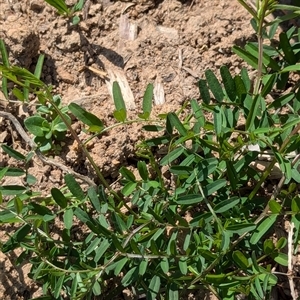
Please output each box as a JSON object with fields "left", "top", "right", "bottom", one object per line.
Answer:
{"left": 56, "top": 66, "right": 76, "bottom": 84}
{"left": 30, "top": 0, "right": 45, "bottom": 13}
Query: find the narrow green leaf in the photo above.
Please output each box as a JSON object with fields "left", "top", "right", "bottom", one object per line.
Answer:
{"left": 254, "top": 276, "right": 264, "bottom": 299}
{"left": 110, "top": 257, "right": 128, "bottom": 276}
{"left": 74, "top": 207, "right": 111, "bottom": 236}
{"left": 221, "top": 230, "right": 231, "bottom": 251}
{"left": 220, "top": 65, "right": 236, "bottom": 101}
{"left": 251, "top": 251, "right": 260, "bottom": 273}
{"left": 233, "top": 250, "right": 249, "bottom": 270}
{"left": 198, "top": 79, "right": 210, "bottom": 104}
{"left": 51, "top": 188, "right": 68, "bottom": 208}
{"left": 64, "top": 174, "right": 85, "bottom": 200}
{"left": 191, "top": 99, "right": 205, "bottom": 127}
{"left": 34, "top": 54, "right": 45, "bottom": 79}
{"left": 279, "top": 32, "right": 296, "bottom": 64}
{"left": 168, "top": 283, "right": 179, "bottom": 300}
{"left": 176, "top": 194, "right": 203, "bottom": 205}
{"left": 142, "top": 125, "right": 164, "bottom": 131}
{"left": 227, "top": 223, "right": 256, "bottom": 235}
{"left": 137, "top": 161, "right": 148, "bottom": 181}
{"left": 226, "top": 160, "right": 238, "bottom": 190}
{"left": 245, "top": 94, "right": 260, "bottom": 131}
{"left": 261, "top": 74, "right": 277, "bottom": 97}
{"left": 203, "top": 179, "right": 227, "bottom": 196}
{"left": 0, "top": 166, "right": 9, "bottom": 180}
{"left": 195, "top": 158, "right": 218, "bottom": 182}
{"left": 0, "top": 39, "right": 9, "bottom": 67}
{"left": 0, "top": 185, "right": 27, "bottom": 195}
{"left": 44, "top": 0, "right": 69, "bottom": 14}
{"left": 160, "top": 147, "right": 184, "bottom": 166}
{"left": 139, "top": 260, "right": 148, "bottom": 276}
{"left": 234, "top": 75, "right": 247, "bottom": 102}
{"left": 245, "top": 43, "right": 280, "bottom": 71}
{"left": 94, "top": 239, "right": 110, "bottom": 262}
{"left": 86, "top": 237, "right": 101, "bottom": 255}
{"left": 214, "top": 197, "right": 240, "bottom": 213}
{"left": 167, "top": 112, "right": 187, "bottom": 136}
{"left": 214, "top": 106, "right": 223, "bottom": 136}
{"left": 88, "top": 187, "right": 102, "bottom": 213}
{"left": 179, "top": 258, "right": 188, "bottom": 275}
{"left": 274, "top": 152, "right": 292, "bottom": 180}
{"left": 169, "top": 165, "right": 193, "bottom": 175}
{"left": 167, "top": 232, "right": 177, "bottom": 255}
{"left": 183, "top": 230, "right": 191, "bottom": 251}
{"left": 1, "top": 145, "right": 25, "bottom": 161}
{"left": 112, "top": 212, "right": 127, "bottom": 234}
{"left": 69, "top": 103, "right": 104, "bottom": 132}
{"left": 160, "top": 257, "right": 169, "bottom": 273}
{"left": 250, "top": 215, "right": 277, "bottom": 245}
{"left": 12, "top": 87, "right": 25, "bottom": 101}
{"left": 73, "top": 0, "right": 85, "bottom": 11}
{"left": 205, "top": 69, "right": 224, "bottom": 102}
{"left": 141, "top": 83, "right": 153, "bottom": 119}
{"left": 14, "top": 197, "right": 23, "bottom": 215}
{"left": 0, "top": 39, "right": 9, "bottom": 98}
{"left": 113, "top": 81, "right": 127, "bottom": 117}
{"left": 241, "top": 67, "right": 251, "bottom": 92}
{"left": 281, "top": 63, "right": 300, "bottom": 73}
{"left": 268, "top": 93, "right": 294, "bottom": 109}
{"left": 147, "top": 275, "right": 161, "bottom": 300}
{"left": 0, "top": 65, "right": 45, "bottom": 87}
{"left": 205, "top": 273, "right": 226, "bottom": 284}
{"left": 63, "top": 208, "right": 73, "bottom": 230}
{"left": 233, "top": 45, "right": 267, "bottom": 72}
{"left": 121, "top": 266, "right": 138, "bottom": 286}
{"left": 54, "top": 274, "right": 65, "bottom": 299}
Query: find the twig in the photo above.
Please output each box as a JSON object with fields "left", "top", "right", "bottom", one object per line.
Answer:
{"left": 0, "top": 110, "right": 96, "bottom": 187}
{"left": 288, "top": 221, "right": 296, "bottom": 300}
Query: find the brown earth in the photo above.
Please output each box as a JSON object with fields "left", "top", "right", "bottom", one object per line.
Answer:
{"left": 0, "top": 0, "right": 296, "bottom": 299}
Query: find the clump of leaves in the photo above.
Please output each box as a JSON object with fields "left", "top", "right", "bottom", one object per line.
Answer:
{"left": 25, "top": 95, "right": 71, "bottom": 153}
{"left": 44, "top": 0, "right": 85, "bottom": 24}
{"left": 1, "top": 0, "right": 300, "bottom": 299}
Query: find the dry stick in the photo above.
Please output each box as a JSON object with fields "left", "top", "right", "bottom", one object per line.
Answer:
{"left": 0, "top": 110, "right": 96, "bottom": 187}
{"left": 288, "top": 222, "right": 297, "bottom": 300}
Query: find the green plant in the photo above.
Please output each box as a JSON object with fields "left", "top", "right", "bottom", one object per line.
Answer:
{"left": 24, "top": 95, "right": 71, "bottom": 153}
{"left": 1, "top": 0, "right": 300, "bottom": 299}
{"left": 43, "top": 0, "right": 85, "bottom": 25}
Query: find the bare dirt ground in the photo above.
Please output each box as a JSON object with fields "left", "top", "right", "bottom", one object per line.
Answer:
{"left": 0, "top": 0, "right": 287, "bottom": 299}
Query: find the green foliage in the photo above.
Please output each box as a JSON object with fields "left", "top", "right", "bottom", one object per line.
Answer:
{"left": 24, "top": 96, "right": 70, "bottom": 153}
{"left": 43, "top": 0, "right": 85, "bottom": 24}
{"left": 1, "top": 1, "right": 300, "bottom": 299}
